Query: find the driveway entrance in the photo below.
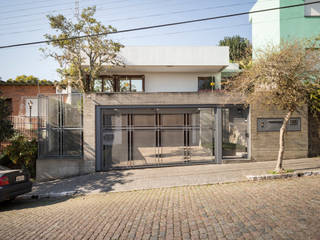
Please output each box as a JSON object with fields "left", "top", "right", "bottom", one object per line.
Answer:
{"left": 96, "top": 105, "right": 249, "bottom": 170}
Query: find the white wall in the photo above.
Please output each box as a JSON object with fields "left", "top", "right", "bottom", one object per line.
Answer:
{"left": 249, "top": 0, "right": 280, "bottom": 56}
{"left": 119, "top": 46, "right": 229, "bottom": 67}
{"left": 144, "top": 72, "right": 221, "bottom": 92}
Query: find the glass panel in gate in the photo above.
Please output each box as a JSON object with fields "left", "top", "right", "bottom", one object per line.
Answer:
{"left": 190, "top": 108, "right": 215, "bottom": 163}
{"left": 222, "top": 106, "right": 249, "bottom": 159}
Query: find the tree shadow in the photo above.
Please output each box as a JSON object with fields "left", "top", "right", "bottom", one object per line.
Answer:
{"left": 31, "top": 170, "right": 134, "bottom": 195}
{"left": 1, "top": 170, "right": 133, "bottom": 211}
{"left": 0, "top": 196, "right": 72, "bottom": 212}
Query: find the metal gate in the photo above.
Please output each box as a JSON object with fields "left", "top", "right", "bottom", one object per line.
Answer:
{"left": 97, "top": 107, "right": 216, "bottom": 170}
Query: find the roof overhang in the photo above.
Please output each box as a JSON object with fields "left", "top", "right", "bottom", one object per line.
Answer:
{"left": 100, "top": 46, "right": 229, "bottom": 73}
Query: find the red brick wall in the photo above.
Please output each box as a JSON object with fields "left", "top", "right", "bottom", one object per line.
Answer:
{"left": 0, "top": 85, "right": 56, "bottom": 116}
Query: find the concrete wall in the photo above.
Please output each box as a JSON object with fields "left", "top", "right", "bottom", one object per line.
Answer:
{"left": 36, "top": 158, "right": 82, "bottom": 181}
{"left": 81, "top": 92, "right": 245, "bottom": 175}
{"left": 250, "top": 104, "right": 308, "bottom": 161}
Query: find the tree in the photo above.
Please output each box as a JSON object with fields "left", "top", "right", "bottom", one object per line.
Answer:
{"left": 4, "top": 75, "right": 53, "bottom": 86}
{"left": 219, "top": 35, "right": 252, "bottom": 64}
{"left": 0, "top": 93, "right": 14, "bottom": 145}
{"left": 41, "top": 6, "right": 123, "bottom": 93}
{"left": 230, "top": 39, "right": 320, "bottom": 172}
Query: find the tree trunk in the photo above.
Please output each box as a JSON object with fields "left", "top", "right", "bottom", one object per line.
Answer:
{"left": 275, "top": 110, "right": 293, "bottom": 172}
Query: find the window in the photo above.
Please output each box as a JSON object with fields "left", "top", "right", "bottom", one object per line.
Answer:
{"left": 25, "top": 98, "right": 38, "bottom": 116}
{"left": 305, "top": 0, "right": 320, "bottom": 16}
{"left": 94, "top": 75, "right": 144, "bottom": 93}
{"left": 198, "top": 77, "right": 215, "bottom": 91}
{"left": 4, "top": 98, "right": 12, "bottom": 114}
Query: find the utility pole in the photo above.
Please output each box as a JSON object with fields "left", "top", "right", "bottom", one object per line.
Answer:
{"left": 74, "top": 0, "right": 80, "bottom": 21}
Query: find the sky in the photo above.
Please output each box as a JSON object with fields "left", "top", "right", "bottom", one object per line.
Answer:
{"left": 0, "top": 0, "right": 256, "bottom": 81}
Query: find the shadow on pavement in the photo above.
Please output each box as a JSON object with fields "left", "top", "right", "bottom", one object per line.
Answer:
{"left": 31, "top": 170, "right": 133, "bottom": 195}
{"left": 0, "top": 197, "right": 72, "bottom": 212}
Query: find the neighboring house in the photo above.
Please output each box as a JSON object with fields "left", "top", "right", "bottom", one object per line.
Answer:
{"left": 249, "top": 0, "right": 320, "bottom": 53}
{"left": 250, "top": 0, "right": 320, "bottom": 156}
{"left": 0, "top": 82, "right": 56, "bottom": 137}
{"left": 36, "top": 46, "right": 309, "bottom": 181}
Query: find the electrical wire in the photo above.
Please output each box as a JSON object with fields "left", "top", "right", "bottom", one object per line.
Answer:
{"left": 0, "top": 1, "right": 258, "bottom": 35}
{"left": 0, "top": 1, "right": 319, "bottom": 49}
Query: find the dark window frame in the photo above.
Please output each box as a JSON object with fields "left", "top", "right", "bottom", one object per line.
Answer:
{"left": 96, "top": 75, "right": 145, "bottom": 92}
{"left": 198, "top": 76, "right": 215, "bottom": 92}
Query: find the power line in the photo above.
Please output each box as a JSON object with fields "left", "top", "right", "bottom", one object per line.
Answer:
{"left": 1, "top": 1, "right": 319, "bottom": 49}
{"left": 0, "top": 15, "right": 303, "bottom": 50}
{"left": 0, "top": 1, "right": 258, "bottom": 35}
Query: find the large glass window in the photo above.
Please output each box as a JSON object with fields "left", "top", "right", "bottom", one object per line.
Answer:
{"left": 94, "top": 75, "right": 144, "bottom": 93}
{"left": 38, "top": 94, "right": 83, "bottom": 158}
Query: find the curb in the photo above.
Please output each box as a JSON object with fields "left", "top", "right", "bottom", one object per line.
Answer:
{"left": 246, "top": 170, "right": 320, "bottom": 181}
{"left": 18, "top": 190, "right": 78, "bottom": 200}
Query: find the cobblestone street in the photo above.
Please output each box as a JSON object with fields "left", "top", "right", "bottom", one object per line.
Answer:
{"left": 1, "top": 176, "right": 320, "bottom": 240}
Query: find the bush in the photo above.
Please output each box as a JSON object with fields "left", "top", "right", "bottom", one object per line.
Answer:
{"left": 3, "top": 135, "right": 37, "bottom": 178}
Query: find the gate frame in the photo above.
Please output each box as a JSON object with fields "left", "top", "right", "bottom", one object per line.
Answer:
{"left": 95, "top": 104, "right": 250, "bottom": 171}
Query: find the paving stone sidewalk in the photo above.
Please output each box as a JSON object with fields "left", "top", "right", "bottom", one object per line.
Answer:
{"left": 25, "top": 157, "right": 320, "bottom": 197}
{"left": 1, "top": 176, "right": 320, "bottom": 240}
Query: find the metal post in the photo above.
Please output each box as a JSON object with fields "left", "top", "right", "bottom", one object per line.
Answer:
{"left": 28, "top": 100, "right": 33, "bottom": 131}
{"left": 214, "top": 107, "right": 222, "bottom": 164}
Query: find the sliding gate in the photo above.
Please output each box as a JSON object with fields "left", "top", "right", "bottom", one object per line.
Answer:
{"left": 97, "top": 107, "right": 216, "bottom": 170}
{"left": 96, "top": 106, "right": 249, "bottom": 170}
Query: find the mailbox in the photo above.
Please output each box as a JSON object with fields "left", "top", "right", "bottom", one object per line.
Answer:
{"left": 257, "top": 118, "right": 301, "bottom": 132}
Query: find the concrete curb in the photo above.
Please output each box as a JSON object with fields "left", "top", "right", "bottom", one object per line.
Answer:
{"left": 18, "top": 191, "right": 79, "bottom": 200}
{"left": 246, "top": 170, "right": 320, "bottom": 181}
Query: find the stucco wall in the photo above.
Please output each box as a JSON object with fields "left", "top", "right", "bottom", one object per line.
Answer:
{"left": 145, "top": 72, "right": 221, "bottom": 92}
{"left": 250, "top": 0, "right": 281, "bottom": 54}
{"left": 280, "top": 0, "right": 320, "bottom": 40}
{"left": 250, "top": 104, "right": 308, "bottom": 161}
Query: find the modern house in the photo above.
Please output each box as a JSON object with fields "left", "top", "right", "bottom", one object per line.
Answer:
{"left": 249, "top": 0, "right": 320, "bottom": 53}
{"left": 36, "top": 46, "right": 309, "bottom": 181}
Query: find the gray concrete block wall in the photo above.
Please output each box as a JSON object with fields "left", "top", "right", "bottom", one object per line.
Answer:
{"left": 82, "top": 94, "right": 97, "bottom": 174}
{"left": 36, "top": 158, "right": 82, "bottom": 181}
{"left": 250, "top": 104, "right": 308, "bottom": 161}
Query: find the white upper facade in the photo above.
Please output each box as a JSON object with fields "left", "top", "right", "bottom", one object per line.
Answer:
{"left": 112, "top": 46, "right": 229, "bottom": 73}
{"left": 98, "top": 46, "right": 229, "bottom": 93}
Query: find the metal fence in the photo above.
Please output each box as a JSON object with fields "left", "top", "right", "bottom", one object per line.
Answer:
{"left": 9, "top": 116, "right": 38, "bottom": 139}
{"left": 38, "top": 93, "right": 83, "bottom": 158}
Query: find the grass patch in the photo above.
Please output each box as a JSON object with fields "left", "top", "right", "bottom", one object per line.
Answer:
{"left": 267, "top": 169, "right": 294, "bottom": 175}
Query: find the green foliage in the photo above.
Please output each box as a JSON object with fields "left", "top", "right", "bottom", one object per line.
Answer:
{"left": 3, "top": 135, "right": 37, "bottom": 178}
{"left": 267, "top": 169, "right": 294, "bottom": 175}
{"left": 0, "top": 75, "right": 54, "bottom": 86}
{"left": 219, "top": 35, "right": 252, "bottom": 63}
{"left": 41, "top": 6, "right": 124, "bottom": 93}
{"left": 0, "top": 94, "right": 14, "bottom": 144}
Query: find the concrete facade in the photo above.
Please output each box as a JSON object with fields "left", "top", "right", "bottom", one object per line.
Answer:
{"left": 250, "top": 104, "right": 309, "bottom": 161}
{"left": 36, "top": 92, "right": 310, "bottom": 181}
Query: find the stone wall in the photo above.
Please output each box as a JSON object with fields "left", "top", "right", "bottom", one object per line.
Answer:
{"left": 250, "top": 104, "right": 309, "bottom": 161}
